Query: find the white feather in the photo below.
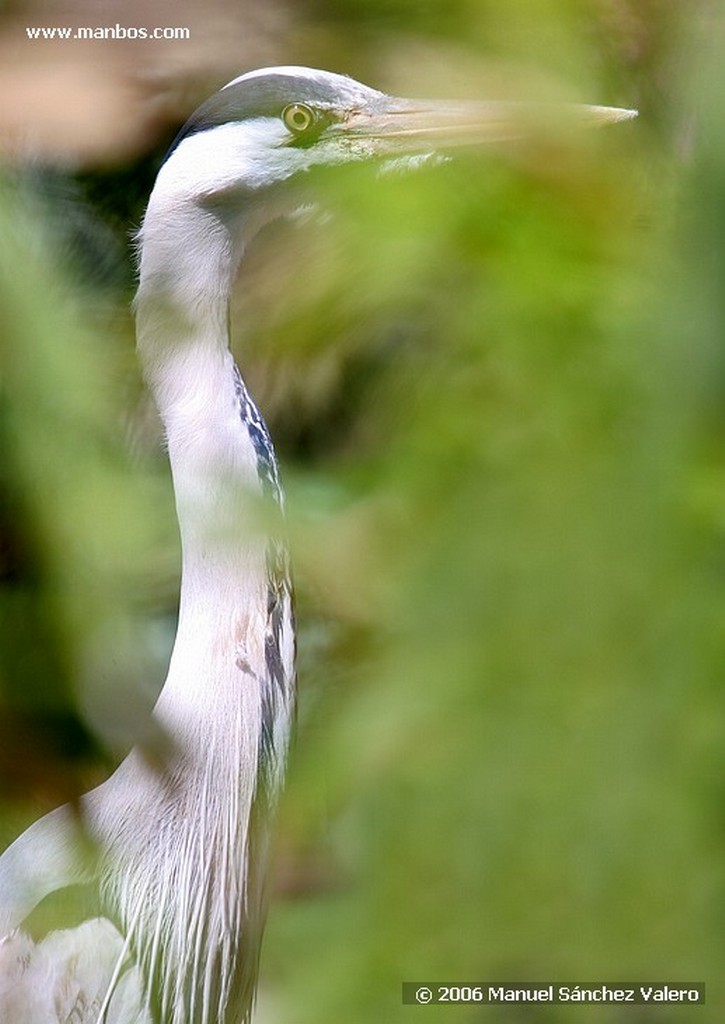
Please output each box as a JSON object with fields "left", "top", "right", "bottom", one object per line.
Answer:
{"left": 0, "top": 920, "right": 152, "bottom": 1024}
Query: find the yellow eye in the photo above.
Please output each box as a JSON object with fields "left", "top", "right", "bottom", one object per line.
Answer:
{"left": 282, "top": 103, "right": 315, "bottom": 134}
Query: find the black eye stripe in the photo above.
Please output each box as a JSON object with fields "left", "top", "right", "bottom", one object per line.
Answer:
{"left": 163, "top": 75, "right": 346, "bottom": 164}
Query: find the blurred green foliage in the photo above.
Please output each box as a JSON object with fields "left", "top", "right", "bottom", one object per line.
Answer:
{"left": 1, "top": 0, "right": 724, "bottom": 1021}
{"left": 0, "top": 176, "right": 177, "bottom": 819}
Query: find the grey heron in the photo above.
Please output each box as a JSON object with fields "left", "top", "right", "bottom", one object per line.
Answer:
{"left": 0, "top": 66, "right": 636, "bottom": 1024}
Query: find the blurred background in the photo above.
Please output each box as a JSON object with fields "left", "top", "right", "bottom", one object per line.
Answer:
{"left": 0, "top": 0, "right": 723, "bottom": 1020}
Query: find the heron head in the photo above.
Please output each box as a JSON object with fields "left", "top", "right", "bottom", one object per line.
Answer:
{"left": 157, "top": 65, "right": 637, "bottom": 209}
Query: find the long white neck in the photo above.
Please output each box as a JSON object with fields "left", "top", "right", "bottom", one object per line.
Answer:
{"left": 135, "top": 181, "right": 243, "bottom": 434}
{"left": 135, "top": 188, "right": 269, "bottom": 737}
{"left": 99, "top": 180, "right": 285, "bottom": 1024}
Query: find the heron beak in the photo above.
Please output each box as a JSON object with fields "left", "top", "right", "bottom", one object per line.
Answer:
{"left": 343, "top": 97, "right": 637, "bottom": 153}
